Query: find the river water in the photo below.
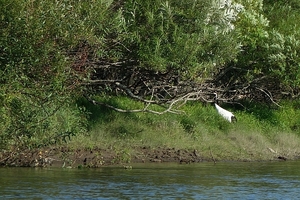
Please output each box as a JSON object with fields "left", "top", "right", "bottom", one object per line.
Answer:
{"left": 1, "top": 161, "right": 300, "bottom": 199}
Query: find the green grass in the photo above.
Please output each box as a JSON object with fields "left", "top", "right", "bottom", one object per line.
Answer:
{"left": 68, "top": 97, "right": 300, "bottom": 161}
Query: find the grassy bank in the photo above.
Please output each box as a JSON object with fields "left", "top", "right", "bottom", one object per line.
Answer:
{"left": 66, "top": 97, "right": 300, "bottom": 162}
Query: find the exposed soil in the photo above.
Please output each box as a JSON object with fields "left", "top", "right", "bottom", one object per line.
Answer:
{"left": 0, "top": 146, "right": 209, "bottom": 168}
{"left": 0, "top": 146, "right": 292, "bottom": 168}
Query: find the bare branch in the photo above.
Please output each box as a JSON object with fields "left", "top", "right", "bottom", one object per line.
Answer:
{"left": 84, "top": 95, "right": 184, "bottom": 115}
{"left": 255, "top": 87, "right": 281, "bottom": 107}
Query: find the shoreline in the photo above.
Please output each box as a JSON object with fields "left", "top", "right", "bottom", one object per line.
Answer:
{"left": 0, "top": 146, "right": 294, "bottom": 168}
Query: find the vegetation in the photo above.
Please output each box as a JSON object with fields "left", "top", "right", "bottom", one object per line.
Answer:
{"left": 1, "top": 0, "right": 300, "bottom": 161}
{"left": 68, "top": 98, "right": 300, "bottom": 161}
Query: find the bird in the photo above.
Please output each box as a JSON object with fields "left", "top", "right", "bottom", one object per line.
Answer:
{"left": 213, "top": 93, "right": 237, "bottom": 123}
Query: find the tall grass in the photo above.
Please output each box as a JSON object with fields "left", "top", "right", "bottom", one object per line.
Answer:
{"left": 69, "top": 97, "right": 300, "bottom": 161}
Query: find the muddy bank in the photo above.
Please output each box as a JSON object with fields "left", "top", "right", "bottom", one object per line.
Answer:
{"left": 0, "top": 146, "right": 205, "bottom": 168}
{"left": 0, "top": 146, "right": 291, "bottom": 168}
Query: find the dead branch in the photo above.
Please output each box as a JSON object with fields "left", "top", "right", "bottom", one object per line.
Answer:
{"left": 255, "top": 87, "right": 281, "bottom": 107}
{"left": 115, "top": 82, "right": 158, "bottom": 104}
{"left": 70, "top": 42, "right": 289, "bottom": 114}
{"left": 84, "top": 94, "right": 184, "bottom": 115}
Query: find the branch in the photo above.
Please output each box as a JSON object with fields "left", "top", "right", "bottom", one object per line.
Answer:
{"left": 115, "top": 82, "right": 159, "bottom": 104}
{"left": 84, "top": 94, "right": 184, "bottom": 115}
{"left": 255, "top": 87, "right": 281, "bottom": 107}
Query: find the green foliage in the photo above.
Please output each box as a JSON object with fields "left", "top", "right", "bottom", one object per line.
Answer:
{"left": 232, "top": 0, "right": 300, "bottom": 87}
{"left": 237, "top": 100, "right": 300, "bottom": 134}
{"left": 180, "top": 117, "right": 196, "bottom": 133}
{"left": 121, "top": 0, "right": 242, "bottom": 78}
{"left": 0, "top": 0, "right": 105, "bottom": 148}
{"left": 265, "top": 31, "right": 300, "bottom": 86}
{"left": 262, "top": 2, "right": 300, "bottom": 87}
{"left": 235, "top": 0, "right": 269, "bottom": 47}
{"left": 230, "top": 0, "right": 270, "bottom": 80}
{"left": 0, "top": 91, "right": 88, "bottom": 148}
{"left": 264, "top": 0, "right": 300, "bottom": 34}
{"left": 273, "top": 101, "right": 300, "bottom": 132}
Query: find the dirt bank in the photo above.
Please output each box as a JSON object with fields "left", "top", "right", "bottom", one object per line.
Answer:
{"left": 0, "top": 146, "right": 291, "bottom": 168}
{"left": 0, "top": 146, "right": 206, "bottom": 168}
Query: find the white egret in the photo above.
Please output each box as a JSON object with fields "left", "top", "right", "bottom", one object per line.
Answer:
{"left": 213, "top": 93, "right": 237, "bottom": 123}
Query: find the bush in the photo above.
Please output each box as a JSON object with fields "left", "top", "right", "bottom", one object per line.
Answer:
{"left": 120, "top": 0, "right": 243, "bottom": 78}
{"left": 0, "top": 0, "right": 101, "bottom": 148}
{"left": 231, "top": 0, "right": 300, "bottom": 89}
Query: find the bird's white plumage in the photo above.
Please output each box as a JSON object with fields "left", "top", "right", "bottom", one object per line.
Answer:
{"left": 214, "top": 103, "right": 236, "bottom": 123}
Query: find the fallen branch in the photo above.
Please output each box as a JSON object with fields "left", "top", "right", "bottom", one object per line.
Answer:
{"left": 84, "top": 95, "right": 184, "bottom": 115}
{"left": 255, "top": 87, "right": 281, "bottom": 107}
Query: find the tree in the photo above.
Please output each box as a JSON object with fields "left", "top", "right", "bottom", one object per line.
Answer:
{"left": 84, "top": 0, "right": 244, "bottom": 113}
{"left": 0, "top": 0, "right": 92, "bottom": 148}
{"left": 212, "top": 0, "right": 300, "bottom": 104}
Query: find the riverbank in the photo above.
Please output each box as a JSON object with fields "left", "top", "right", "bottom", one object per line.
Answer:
{"left": 0, "top": 144, "right": 297, "bottom": 168}
{"left": 0, "top": 146, "right": 202, "bottom": 168}
{"left": 2, "top": 101, "right": 300, "bottom": 168}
